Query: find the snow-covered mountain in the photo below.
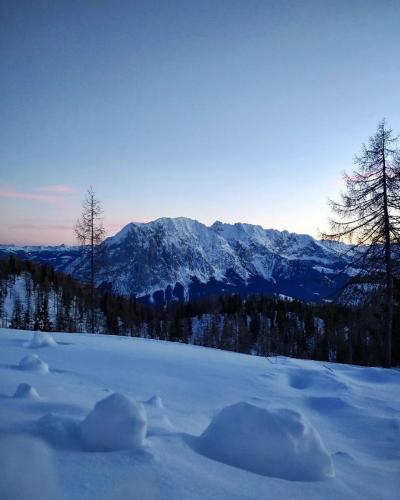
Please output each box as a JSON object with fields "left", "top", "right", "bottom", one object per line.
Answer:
{"left": 0, "top": 218, "right": 351, "bottom": 303}
{"left": 0, "top": 244, "right": 79, "bottom": 271}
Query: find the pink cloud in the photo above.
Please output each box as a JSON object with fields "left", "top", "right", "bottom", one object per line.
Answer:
{"left": 1, "top": 223, "right": 72, "bottom": 231}
{"left": 0, "top": 183, "right": 77, "bottom": 204}
{"left": 0, "top": 189, "right": 61, "bottom": 203}
{"left": 38, "top": 184, "right": 77, "bottom": 194}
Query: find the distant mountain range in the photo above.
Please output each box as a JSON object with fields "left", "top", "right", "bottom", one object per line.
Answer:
{"left": 0, "top": 217, "right": 351, "bottom": 304}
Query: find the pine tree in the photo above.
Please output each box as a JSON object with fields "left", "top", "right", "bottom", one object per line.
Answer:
{"left": 323, "top": 121, "right": 400, "bottom": 367}
{"left": 220, "top": 315, "right": 234, "bottom": 351}
{"left": 74, "top": 187, "right": 105, "bottom": 333}
{"left": 34, "top": 291, "right": 52, "bottom": 331}
{"left": 11, "top": 297, "right": 23, "bottom": 329}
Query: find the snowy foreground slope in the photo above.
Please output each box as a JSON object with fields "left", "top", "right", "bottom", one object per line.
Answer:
{"left": 0, "top": 329, "right": 399, "bottom": 500}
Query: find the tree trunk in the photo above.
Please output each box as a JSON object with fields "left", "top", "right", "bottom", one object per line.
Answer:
{"left": 382, "top": 145, "right": 393, "bottom": 368}
{"left": 91, "top": 200, "right": 95, "bottom": 334}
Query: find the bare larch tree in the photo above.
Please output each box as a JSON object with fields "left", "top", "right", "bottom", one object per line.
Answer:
{"left": 322, "top": 121, "right": 400, "bottom": 367}
{"left": 75, "top": 187, "right": 105, "bottom": 333}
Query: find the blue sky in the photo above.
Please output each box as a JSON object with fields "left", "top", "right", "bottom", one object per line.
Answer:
{"left": 1, "top": 0, "right": 399, "bottom": 244}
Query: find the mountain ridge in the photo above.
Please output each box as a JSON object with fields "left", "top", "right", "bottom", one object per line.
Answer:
{"left": 0, "top": 217, "right": 350, "bottom": 304}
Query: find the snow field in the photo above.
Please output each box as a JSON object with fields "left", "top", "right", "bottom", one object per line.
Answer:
{"left": 0, "top": 328, "right": 399, "bottom": 500}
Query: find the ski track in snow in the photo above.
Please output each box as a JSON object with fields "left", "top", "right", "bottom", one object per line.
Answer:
{"left": 0, "top": 328, "right": 399, "bottom": 500}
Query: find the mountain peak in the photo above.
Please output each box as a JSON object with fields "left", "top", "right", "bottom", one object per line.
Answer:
{"left": 0, "top": 217, "right": 349, "bottom": 304}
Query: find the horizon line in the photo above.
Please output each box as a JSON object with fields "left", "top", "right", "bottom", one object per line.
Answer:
{"left": 0, "top": 215, "right": 327, "bottom": 247}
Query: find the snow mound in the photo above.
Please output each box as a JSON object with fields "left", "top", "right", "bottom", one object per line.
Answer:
{"left": 25, "top": 331, "right": 57, "bottom": 348}
{"left": 0, "top": 435, "right": 61, "bottom": 500}
{"left": 14, "top": 383, "right": 40, "bottom": 399}
{"left": 197, "top": 402, "right": 334, "bottom": 481}
{"left": 80, "top": 393, "right": 147, "bottom": 451}
{"left": 37, "top": 414, "right": 80, "bottom": 449}
{"left": 147, "top": 414, "right": 174, "bottom": 437}
{"left": 145, "top": 394, "right": 164, "bottom": 408}
{"left": 19, "top": 354, "right": 49, "bottom": 373}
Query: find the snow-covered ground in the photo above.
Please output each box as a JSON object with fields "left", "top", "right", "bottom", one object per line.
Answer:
{"left": 0, "top": 328, "right": 399, "bottom": 500}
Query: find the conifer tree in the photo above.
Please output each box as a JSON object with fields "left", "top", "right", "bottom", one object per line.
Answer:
{"left": 323, "top": 121, "right": 400, "bottom": 367}
{"left": 11, "top": 297, "right": 23, "bottom": 329}
{"left": 34, "top": 291, "right": 52, "bottom": 331}
{"left": 75, "top": 187, "right": 105, "bottom": 333}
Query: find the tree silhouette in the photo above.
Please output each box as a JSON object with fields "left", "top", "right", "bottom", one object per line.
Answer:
{"left": 323, "top": 121, "right": 400, "bottom": 367}
{"left": 75, "top": 187, "right": 105, "bottom": 333}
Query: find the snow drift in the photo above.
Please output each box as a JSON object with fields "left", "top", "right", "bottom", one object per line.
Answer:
{"left": 37, "top": 413, "right": 80, "bottom": 449}
{"left": 14, "top": 383, "right": 40, "bottom": 400}
{"left": 80, "top": 393, "right": 147, "bottom": 451}
{"left": 25, "top": 331, "right": 57, "bottom": 348}
{"left": 18, "top": 354, "right": 49, "bottom": 373}
{"left": 0, "top": 435, "right": 61, "bottom": 500}
{"left": 197, "top": 402, "right": 334, "bottom": 481}
{"left": 145, "top": 394, "right": 164, "bottom": 409}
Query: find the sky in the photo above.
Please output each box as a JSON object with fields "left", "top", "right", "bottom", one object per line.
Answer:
{"left": 0, "top": 0, "right": 399, "bottom": 245}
